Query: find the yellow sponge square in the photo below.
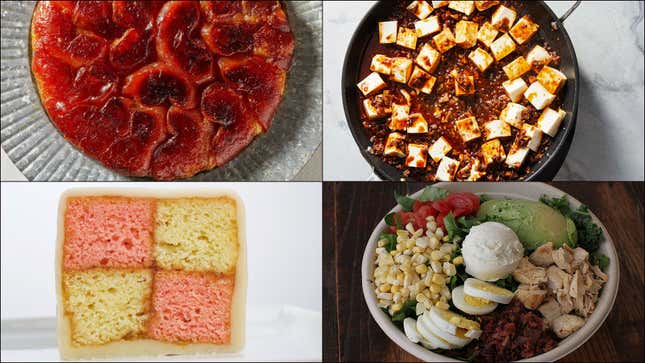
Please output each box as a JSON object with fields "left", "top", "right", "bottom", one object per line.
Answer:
{"left": 62, "top": 269, "right": 152, "bottom": 346}
{"left": 154, "top": 197, "right": 239, "bottom": 273}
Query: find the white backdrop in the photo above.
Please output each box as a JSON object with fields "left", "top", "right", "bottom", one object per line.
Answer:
{"left": 1, "top": 182, "right": 322, "bottom": 361}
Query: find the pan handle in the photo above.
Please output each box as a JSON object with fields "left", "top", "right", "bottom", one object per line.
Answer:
{"left": 551, "top": 0, "right": 581, "bottom": 30}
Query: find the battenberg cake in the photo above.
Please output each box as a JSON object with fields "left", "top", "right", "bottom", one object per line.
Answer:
{"left": 56, "top": 190, "right": 246, "bottom": 359}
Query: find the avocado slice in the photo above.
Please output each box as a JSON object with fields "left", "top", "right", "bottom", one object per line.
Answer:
{"left": 477, "top": 199, "right": 578, "bottom": 249}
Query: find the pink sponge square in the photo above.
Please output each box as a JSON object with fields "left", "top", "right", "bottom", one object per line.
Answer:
{"left": 64, "top": 196, "right": 154, "bottom": 270}
{"left": 148, "top": 270, "right": 234, "bottom": 344}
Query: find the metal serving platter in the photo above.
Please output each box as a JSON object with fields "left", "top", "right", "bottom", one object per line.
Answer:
{"left": 0, "top": 1, "right": 321, "bottom": 181}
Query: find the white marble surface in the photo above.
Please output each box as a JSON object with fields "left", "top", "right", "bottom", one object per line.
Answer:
{"left": 323, "top": 1, "right": 645, "bottom": 181}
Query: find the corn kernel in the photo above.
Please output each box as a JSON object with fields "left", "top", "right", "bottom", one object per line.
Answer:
{"left": 430, "top": 283, "right": 442, "bottom": 294}
{"left": 415, "top": 264, "right": 428, "bottom": 274}
{"left": 391, "top": 303, "right": 402, "bottom": 312}
{"left": 379, "top": 283, "right": 391, "bottom": 292}
{"left": 401, "top": 287, "right": 410, "bottom": 297}
{"left": 430, "top": 292, "right": 440, "bottom": 300}
{"left": 430, "top": 260, "right": 442, "bottom": 273}
{"left": 435, "top": 228, "right": 444, "bottom": 238}
{"left": 406, "top": 223, "right": 415, "bottom": 233}
{"left": 432, "top": 273, "right": 445, "bottom": 285}
{"left": 424, "top": 289, "right": 432, "bottom": 298}
{"left": 377, "top": 240, "right": 385, "bottom": 247}
{"left": 427, "top": 221, "right": 437, "bottom": 232}
{"left": 442, "top": 254, "right": 451, "bottom": 262}
{"left": 391, "top": 285, "right": 400, "bottom": 294}
{"left": 431, "top": 250, "right": 444, "bottom": 261}
{"left": 436, "top": 301, "right": 450, "bottom": 310}
{"left": 442, "top": 236, "right": 450, "bottom": 242}
{"left": 429, "top": 236, "right": 441, "bottom": 249}
{"left": 396, "top": 243, "right": 404, "bottom": 251}
{"left": 443, "top": 262, "right": 457, "bottom": 276}
{"left": 453, "top": 256, "right": 464, "bottom": 265}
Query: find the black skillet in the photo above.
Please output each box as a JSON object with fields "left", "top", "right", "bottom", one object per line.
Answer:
{"left": 342, "top": 1, "right": 581, "bottom": 181}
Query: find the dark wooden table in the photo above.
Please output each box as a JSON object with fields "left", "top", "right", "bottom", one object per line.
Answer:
{"left": 323, "top": 182, "right": 644, "bottom": 362}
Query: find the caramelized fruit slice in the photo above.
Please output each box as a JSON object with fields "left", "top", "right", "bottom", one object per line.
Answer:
{"left": 202, "top": 83, "right": 260, "bottom": 165}
{"left": 112, "top": 0, "right": 165, "bottom": 29}
{"left": 123, "top": 63, "right": 197, "bottom": 109}
{"left": 200, "top": 0, "right": 244, "bottom": 21}
{"left": 219, "top": 56, "right": 286, "bottom": 130}
{"left": 242, "top": 0, "right": 280, "bottom": 20}
{"left": 72, "top": 0, "right": 122, "bottom": 38}
{"left": 32, "top": 2, "right": 76, "bottom": 54}
{"left": 103, "top": 105, "right": 167, "bottom": 176}
{"left": 156, "top": 1, "right": 214, "bottom": 84}
{"left": 253, "top": 24, "right": 295, "bottom": 70}
{"left": 109, "top": 28, "right": 154, "bottom": 71}
{"left": 151, "top": 107, "right": 213, "bottom": 180}
{"left": 202, "top": 21, "right": 260, "bottom": 56}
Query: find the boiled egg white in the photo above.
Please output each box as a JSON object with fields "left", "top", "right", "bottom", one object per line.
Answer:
{"left": 464, "top": 278, "right": 514, "bottom": 304}
{"left": 403, "top": 317, "right": 421, "bottom": 343}
{"left": 420, "top": 311, "right": 472, "bottom": 347}
{"left": 428, "top": 305, "right": 481, "bottom": 334}
{"left": 416, "top": 315, "right": 455, "bottom": 349}
{"left": 452, "top": 285, "right": 499, "bottom": 315}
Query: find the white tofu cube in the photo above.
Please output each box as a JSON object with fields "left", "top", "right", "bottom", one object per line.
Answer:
{"left": 390, "top": 57, "right": 414, "bottom": 84}
{"left": 407, "top": 113, "right": 429, "bottom": 134}
{"left": 484, "top": 119, "right": 511, "bottom": 140}
{"left": 490, "top": 33, "right": 516, "bottom": 61}
{"left": 415, "top": 16, "right": 441, "bottom": 38}
{"left": 526, "top": 45, "right": 552, "bottom": 71}
{"left": 389, "top": 101, "right": 410, "bottom": 131}
{"left": 455, "top": 20, "right": 478, "bottom": 49}
{"left": 506, "top": 139, "right": 529, "bottom": 168}
{"left": 502, "top": 56, "right": 531, "bottom": 80}
{"left": 475, "top": 1, "right": 499, "bottom": 11}
{"left": 432, "top": 1, "right": 449, "bottom": 8}
{"left": 435, "top": 156, "right": 460, "bottom": 181}
{"left": 481, "top": 139, "right": 506, "bottom": 165}
{"left": 363, "top": 94, "right": 392, "bottom": 120}
{"left": 491, "top": 5, "right": 517, "bottom": 32}
{"left": 408, "top": 66, "right": 437, "bottom": 94}
{"left": 455, "top": 116, "right": 481, "bottom": 142}
{"left": 451, "top": 69, "right": 475, "bottom": 96}
{"left": 433, "top": 27, "right": 456, "bottom": 53}
{"left": 379, "top": 21, "right": 398, "bottom": 44}
{"left": 384, "top": 132, "right": 407, "bottom": 157}
{"left": 357, "top": 72, "right": 387, "bottom": 96}
{"left": 524, "top": 81, "right": 555, "bottom": 110}
{"left": 396, "top": 27, "right": 418, "bottom": 50}
{"left": 537, "top": 66, "right": 567, "bottom": 94}
{"left": 509, "top": 16, "right": 539, "bottom": 44}
{"left": 407, "top": 1, "right": 434, "bottom": 19}
{"left": 370, "top": 54, "right": 393, "bottom": 75}
{"left": 468, "top": 47, "right": 494, "bottom": 72}
{"left": 521, "top": 123, "right": 543, "bottom": 152}
{"left": 448, "top": 1, "right": 475, "bottom": 16}
{"left": 499, "top": 102, "right": 526, "bottom": 128}
{"left": 477, "top": 22, "right": 499, "bottom": 48}
{"left": 415, "top": 42, "right": 441, "bottom": 73}
{"left": 502, "top": 77, "right": 528, "bottom": 102}
{"left": 428, "top": 136, "right": 452, "bottom": 162}
{"left": 406, "top": 143, "right": 428, "bottom": 168}
{"left": 537, "top": 107, "right": 566, "bottom": 137}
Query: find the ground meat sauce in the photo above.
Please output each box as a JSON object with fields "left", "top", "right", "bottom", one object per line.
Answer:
{"left": 474, "top": 300, "right": 559, "bottom": 362}
{"left": 357, "top": 1, "right": 564, "bottom": 181}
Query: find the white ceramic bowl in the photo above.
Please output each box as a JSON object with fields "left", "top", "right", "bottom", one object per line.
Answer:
{"left": 361, "top": 182, "right": 619, "bottom": 362}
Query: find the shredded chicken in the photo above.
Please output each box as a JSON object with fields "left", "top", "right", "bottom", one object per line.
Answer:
{"left": 515, "top": 284, "right": 547, "bottom": 310}
{"left": 552, "top": 314, "right": 585, "bottom": 338}
{"left": 511, "top": 244, "right": 608, "bottom": 338}
{"left": 529, "top": 242, "right": 554, "bottom": 267}
{"left": 512, "top": 257, "right": 547, "bottom": 285}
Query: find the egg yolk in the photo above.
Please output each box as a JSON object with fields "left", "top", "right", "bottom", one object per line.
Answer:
{"left": 464, "top": 294, "right": 491, "bottom": 306}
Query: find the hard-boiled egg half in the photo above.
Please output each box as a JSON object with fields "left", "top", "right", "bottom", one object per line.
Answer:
{"left": 451, "top": 285, "right": 498, "bottom": 315}
{"left": 464, "top": 278, "right": 514, "bottom": 304}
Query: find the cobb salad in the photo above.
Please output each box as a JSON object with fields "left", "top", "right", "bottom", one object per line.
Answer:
{"left": 371, "top": 186, "right": 609, "bottom": 361}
